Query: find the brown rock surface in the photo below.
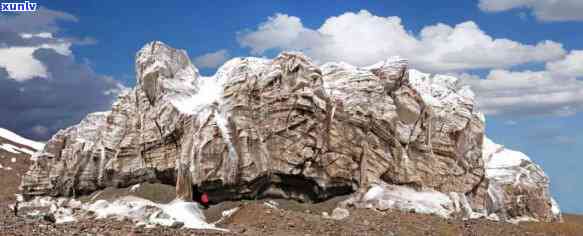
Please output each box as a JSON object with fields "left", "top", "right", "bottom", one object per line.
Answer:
{"left": 20, "top": 41, "right": 559, "bottom": 222}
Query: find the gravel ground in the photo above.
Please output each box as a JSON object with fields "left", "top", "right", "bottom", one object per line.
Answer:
{"left": 1, "top": 151, "right": 582, "bottom": 236}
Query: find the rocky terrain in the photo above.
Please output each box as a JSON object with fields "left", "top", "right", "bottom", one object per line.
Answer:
{"left": 0, "top": 127, "right": 581, "bottom": 235}
{"left": 2, "top": 181, "right": 583, "bottom": 235}
{"left": 0, "top": 41, "right": 573, "bottom": 234}
{"left": 0, "top": 128, "right": 44, "bottom": 204}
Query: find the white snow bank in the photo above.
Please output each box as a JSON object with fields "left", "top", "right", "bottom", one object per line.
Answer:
{"left": 83, "top": 196, "right": 222, "bottom": 230}
{"left": 0, "top": 127, "right": 44, "bottom": 151}
{"left": 363, "top": 184, "right": 455, "bottom": 218}
{"left": 1, "top": 143, "right": 20, "bottom": 154}
{"left": 160, "top": 200, "right": 218, "bottom": 230}
{"left": 0, "top": 143, "right": 35, "bottom": 155}
{"left": 84, "top": 196, "right": 155, "bottom": 220}
{"left": 483, "top": 136, "right": 547, "bottom": 186}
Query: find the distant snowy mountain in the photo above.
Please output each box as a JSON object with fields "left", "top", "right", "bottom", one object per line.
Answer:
{"left": 0, "top": 127, "right": 44, "bottom": 156}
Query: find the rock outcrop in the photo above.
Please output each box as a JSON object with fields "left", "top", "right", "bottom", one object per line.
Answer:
{"left": 21, "top": 41, "right": 560, "bottom": 222}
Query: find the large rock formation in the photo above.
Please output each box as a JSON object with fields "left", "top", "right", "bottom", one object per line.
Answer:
{"left": 21, "top": 41, "right": 561, "bottom": 222}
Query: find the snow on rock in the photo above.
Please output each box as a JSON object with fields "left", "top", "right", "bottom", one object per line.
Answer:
{"left": 1, "top": 143, "right": 22, "bottom": 154}
{"left": 0, "top": 127, "right": 45, "bottom": 151}
{"left": 483, "top": 136, "right": 560, "bottom": 223}
{"left": 351, "top": 136, "right": 561, "bottom": 223}
{"left": 484, "top": 136, "right": 536, "bottom": 184}
{"left": 1, "top": 143, "right": 36, "bottom": 155}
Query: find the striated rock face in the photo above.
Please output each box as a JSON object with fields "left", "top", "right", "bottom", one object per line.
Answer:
{"left": 21, "top": 41, "right": 560, "bottom": 222}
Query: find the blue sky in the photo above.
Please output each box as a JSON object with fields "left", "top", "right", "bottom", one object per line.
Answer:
{"left": 1, "top": 1, "right": 582, "bottom": 213}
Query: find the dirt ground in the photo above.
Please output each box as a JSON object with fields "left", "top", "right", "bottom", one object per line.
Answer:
{"left": 1, "top": 150, "right": 583, "bottom": 236}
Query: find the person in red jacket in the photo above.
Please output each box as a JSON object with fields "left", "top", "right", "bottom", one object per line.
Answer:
{"left": 200, "top": 192, "right": 209, "bottom": 209}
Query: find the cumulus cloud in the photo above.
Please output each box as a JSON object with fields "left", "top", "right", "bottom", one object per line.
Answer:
{"left": 238, "top": 10, "right": 565, "bottom": 72}
{"left": 461, "top": 69, "right": 583, "bottom": 117}
{"left": 546, "top": 50, "right": 583, "bottom": 79}
{"left": 479, "top": 0, "right": 583, "bottom": 22}
{"left": 193, "top": 49, "right": 231, "bottom": 68}
{"left": 0, "top": 8, "right": 125, "bottom": 140}
{"left": 0, "top": 33, "right": 72, "bottom": 80}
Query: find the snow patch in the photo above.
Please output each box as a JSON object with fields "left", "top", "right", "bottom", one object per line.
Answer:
{"left": 408, "top": 69, "right": 473, "bottom": 109}
{"left": 363, "top": 184, "right": 455, "bottom": 218}
{"left": 84, "top": 197, "right": 156, "bottom": 220}
{"left": 169, "top": 76, "right": 223, "bottom": 115}
{"left": 83, "top": 196, "right": 223, "bottom": 230}
{"left": 0, "top": 143, "right": 21, "bottom": 154}
{"left": 160, "top": 200, "right": 218, "bottom": 230}
{"left": 0, "top": 142, "right": 36, "bottom": 155}
{"left": 483, "top": 136, "right": 542, "bottom": 185}
{"left": 0, "top": 127, "right": 44, "bottom": 151}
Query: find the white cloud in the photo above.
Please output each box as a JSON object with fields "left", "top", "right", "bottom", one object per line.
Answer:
{"left": 0, "top": 7, "right": 126, "bottom": 140}
{"left": 238, "top": 10, "right": 565, "bottom": 72}
{"left": 192, "top": 49, "right": 231, "bottom": 69}
{"left": 0, "top": 47, "right": 48, "bottom": 80}
{"left": 0, "top": 33, "right": 71, "bottom": 81}
{"left": 20, "top": 32, "right": 53, "bottom": 39}
{"left": 238, "top": 14, "right": 309, "bottom": 54}
{"left": 546, "top": 50, "right": 583, "bottom": 78}
{"left": 461, "top": 69, "right": 583, "bottom": 116}
{"left": 479, "top": 0, "right": 583, "bottom": 22}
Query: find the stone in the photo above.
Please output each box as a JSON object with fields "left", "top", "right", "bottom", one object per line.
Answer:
{"left": 20, "top": 41, "right": 560, "bottom": 222}
{"left": 330, "top": 207, "right": 350, "bottom": 220}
